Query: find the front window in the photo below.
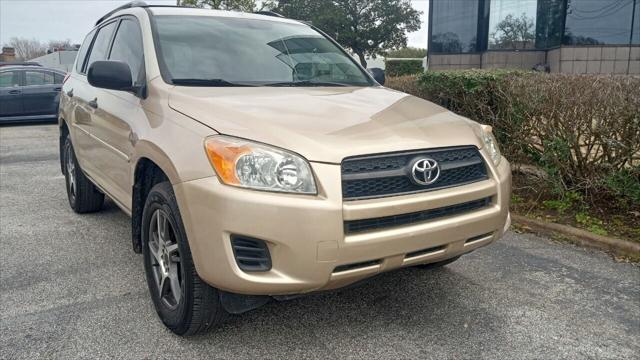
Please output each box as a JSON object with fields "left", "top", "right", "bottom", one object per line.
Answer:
{"left": 153, "top": 15, "right": 373, "bottom": 87}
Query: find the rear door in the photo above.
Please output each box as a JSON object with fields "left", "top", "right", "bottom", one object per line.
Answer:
{"left": 64, "top": 28, "right": 97, "bottom": 174}
{"left": 22, "top": 70, "right": 62, "bottom": 116}
{"left": 0, "top": 70, "right": 24, "bottom": 117}
{"left": 70, "top": 21, "right": 118, "bottom": 189}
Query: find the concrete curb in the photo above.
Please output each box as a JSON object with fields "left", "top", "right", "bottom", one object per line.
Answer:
{"left": 512, "top": 214, "right": 640, "bottom": 255}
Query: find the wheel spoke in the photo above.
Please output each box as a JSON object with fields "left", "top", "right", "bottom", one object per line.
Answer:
{"left": 166, "top": 243, "right": 179, "bottom": 256}
{"left": 156, "top": 212, "right": 163, "bottom": 242}
{"left": 151, "top": 264, "right": 163, "bottom": 292}
{"left": 158, "top": 273, "right": 168, "bottom": 296}
{"left": 168, "top": 265, "right": 181, "bottom": 304}
{"left": 159, "top": 213, "right": 170, "bottom": 245}
{"left": 148, "top": 234, "right": 162, "bottom": 265}
{"left": 66, "top": 147, "right": 76, "bottom": 196}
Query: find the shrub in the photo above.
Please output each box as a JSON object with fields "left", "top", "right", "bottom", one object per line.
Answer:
{"left": 385, "top": 75, "right": 428, "bottom": 98}
{"left": 386, "top": 70, "right": 640, "bottom": 209}
{"left": 385, "top": 59, "right": 424, "bottom": 77}
{"left": 386, "top": 47, "right": 427, "bottom": 58}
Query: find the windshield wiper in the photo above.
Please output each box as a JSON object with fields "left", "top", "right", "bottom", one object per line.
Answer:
{"left": 265, "top": 80, "right": 349, "bottom": 87}
{"left": 171, "top": 78, "right": 256, "bottom": 87}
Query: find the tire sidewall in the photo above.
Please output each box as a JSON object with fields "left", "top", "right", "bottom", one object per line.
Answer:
{"left": 141, "top": 183, "right": 195, "bottom": 333}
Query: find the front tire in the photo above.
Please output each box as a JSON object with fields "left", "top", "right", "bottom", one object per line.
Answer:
{"left": 63, "top": 135, "right": 104, "bottom": 213}
{"left": 141, "top": 182, "right": 226, "bottom": 336}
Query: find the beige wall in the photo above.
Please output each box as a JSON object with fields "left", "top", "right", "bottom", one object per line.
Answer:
{"left": 557, "top": 46, "right": 640, "bottom": 74}
{"left": 428, "top": 54, "right": 481, "bottom": 70}
{"left": 428, "top": 45, "right": 640, "bottom": 75}
{"left": 481, "top": 50, "right": 546, "bottom": 69}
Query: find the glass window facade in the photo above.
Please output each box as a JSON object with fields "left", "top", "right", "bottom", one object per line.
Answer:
{"left": 564, "top": 0, "right": 635, "bottom": 45}
{"left": 489, "top": 0, "right": 538, "bottom": 49}
{"left": 430, "top": 0, "right": 481, "bottom": 53}
{"left": 535, "top": 0, "right": 567, "bottom": 48}
{"left": 429, "top": 0, "right": 639, "bottom": 53}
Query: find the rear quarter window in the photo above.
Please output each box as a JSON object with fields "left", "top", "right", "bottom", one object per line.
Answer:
{"left": 54, "top": 73, "right": 65, "bottom": 84}
{"left": 25, "top": 71, "right": 55, "bottom": 86}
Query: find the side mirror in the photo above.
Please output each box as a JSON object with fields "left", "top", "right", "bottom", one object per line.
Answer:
{"left": 87, "top": 60, "right": 133, "bottom": 92}
{"left": 368, "top": 68, "right": 385, "bottom": 86}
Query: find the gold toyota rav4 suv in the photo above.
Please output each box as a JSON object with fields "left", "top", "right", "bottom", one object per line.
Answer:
{"left": 59, "top": 2, "right": 511, "bottom": 335}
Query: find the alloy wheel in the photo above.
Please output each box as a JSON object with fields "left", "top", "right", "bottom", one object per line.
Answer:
{"left": 148, "top": 209, "right": 183, "bottom": 309}
{"left": 66, "top": 145, "right": 76, "bottom": 202}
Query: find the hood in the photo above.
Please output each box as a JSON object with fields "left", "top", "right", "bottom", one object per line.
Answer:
{"left": 168, "top": 86, "right": 483, "bottom": 163}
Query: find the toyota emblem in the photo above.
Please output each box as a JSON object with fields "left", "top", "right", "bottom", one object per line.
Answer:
{"left": 411, "top": 158, "right": 440, "bottom": 185}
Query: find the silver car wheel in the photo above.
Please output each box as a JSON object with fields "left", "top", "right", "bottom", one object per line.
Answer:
{"left": 66, "top": 144, "right": 76, "bottom": 202}
{"left": 149, "top": 209, "right": 182, "bottom": 309}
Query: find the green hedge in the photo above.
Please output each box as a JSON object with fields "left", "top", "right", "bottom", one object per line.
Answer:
{"left": 386, "top": 47, "right": 427, "bottom": 58}
{"left": 386, "top": 70, "right": 640, "bottom": 209}
{"left": 385, "top": 59, "right": 424, "bottom": 77}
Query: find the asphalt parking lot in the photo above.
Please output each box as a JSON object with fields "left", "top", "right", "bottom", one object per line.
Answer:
{"left": 1, "top": 124, "right": 639, "bottom": 359}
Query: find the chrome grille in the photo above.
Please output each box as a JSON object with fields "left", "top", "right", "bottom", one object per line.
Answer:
{"left": 341, "top": 146, "right": 488, "bottom": 200}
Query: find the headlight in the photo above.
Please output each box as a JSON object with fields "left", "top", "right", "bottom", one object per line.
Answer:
{"left": 204, "top": 136, "right": 317, "bottom": 194}
{"left": 481, "top": 125, "right": 502, "bottom": 165}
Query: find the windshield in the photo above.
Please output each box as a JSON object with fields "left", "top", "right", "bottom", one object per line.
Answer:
{"left": 153, "top": 15, "right": 373, "bottom": 87}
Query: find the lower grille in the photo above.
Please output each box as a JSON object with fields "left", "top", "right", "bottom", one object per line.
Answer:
{"left": 230, "top": 236, "right": 272, "bottom": 272}
{"left": 333, "top": 259, "right": 381, "bottom": 273}
{"left": 344, "top": 197, "right": 492, "bottom": 234}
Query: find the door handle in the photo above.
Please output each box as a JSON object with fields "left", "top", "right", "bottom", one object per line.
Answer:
{"left": 88, "top": 98, "right": 98, "bottom": 109}
{"left": 54, "top": 87, "right": 62, "bottom": 92}
{"left": 8, "top": 90, "right": 21, "bottom": 95}
{"left": 66, "top": 89, "right": 74, "bottom": 97}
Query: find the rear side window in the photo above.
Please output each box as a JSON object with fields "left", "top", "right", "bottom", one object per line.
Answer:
{"left": 75, "top": 29, "right": 96, "bottom": 74}
{"left": 85, "top": 21, "right": 117, "bottom": 72}
{"left": 109, "top": 19, "right": 145, "bottom": 84}
{"left": 54, "top": 73, "right": 65, "bottom": 84}
{"left": 25, "top": 71, "right": 55, "bottom": 86}
{"left": 0, "top": 71, "right": 21, "bottom": 87}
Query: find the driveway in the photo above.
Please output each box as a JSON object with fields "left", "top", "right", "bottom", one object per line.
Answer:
{"left": 1, "top": 125, "right": 639, "bottom": 359}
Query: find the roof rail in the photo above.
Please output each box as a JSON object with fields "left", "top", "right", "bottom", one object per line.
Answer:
{"left": 96, "top": 1, "right": 148, "bottom": 26}
{"left": 254, "top": 11, "right": 285, "bottom": 18}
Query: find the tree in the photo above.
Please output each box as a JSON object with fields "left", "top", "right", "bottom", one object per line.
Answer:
{"left": 273, "top": 0, "right": 422, "bottom": 67}
{"left": 48, "top": 39, "right": 74, "bottom": 51}
{"left": 179, "top": 0, "right": 258, "bottom": 12}
{"left": 490, "top": 13, "right": 535, "bottom": 49}
{"left": 5, "top": 37, "right": 46, "bottom": 61}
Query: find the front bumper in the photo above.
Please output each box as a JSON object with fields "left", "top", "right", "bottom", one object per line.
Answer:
{"left": 174, "top": 156, "right": 511, "bottom": 296}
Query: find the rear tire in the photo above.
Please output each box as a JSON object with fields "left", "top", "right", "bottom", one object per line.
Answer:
{"left": 416, "top": 256, "right": 461, "bottom": 269}
{"left": 63, "top": 135, "right": 104, "bottom": 213}
{"left": 141, "top": 181, "right": 226, "bottom": 336}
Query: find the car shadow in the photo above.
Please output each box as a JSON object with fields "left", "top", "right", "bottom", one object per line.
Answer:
{"left": 185, "top": 264, "right": 507, "bottom": 351}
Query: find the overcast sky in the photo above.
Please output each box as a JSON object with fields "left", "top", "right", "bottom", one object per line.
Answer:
{"left": 0, "top": 0, "right": 429, "bottom": 48}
